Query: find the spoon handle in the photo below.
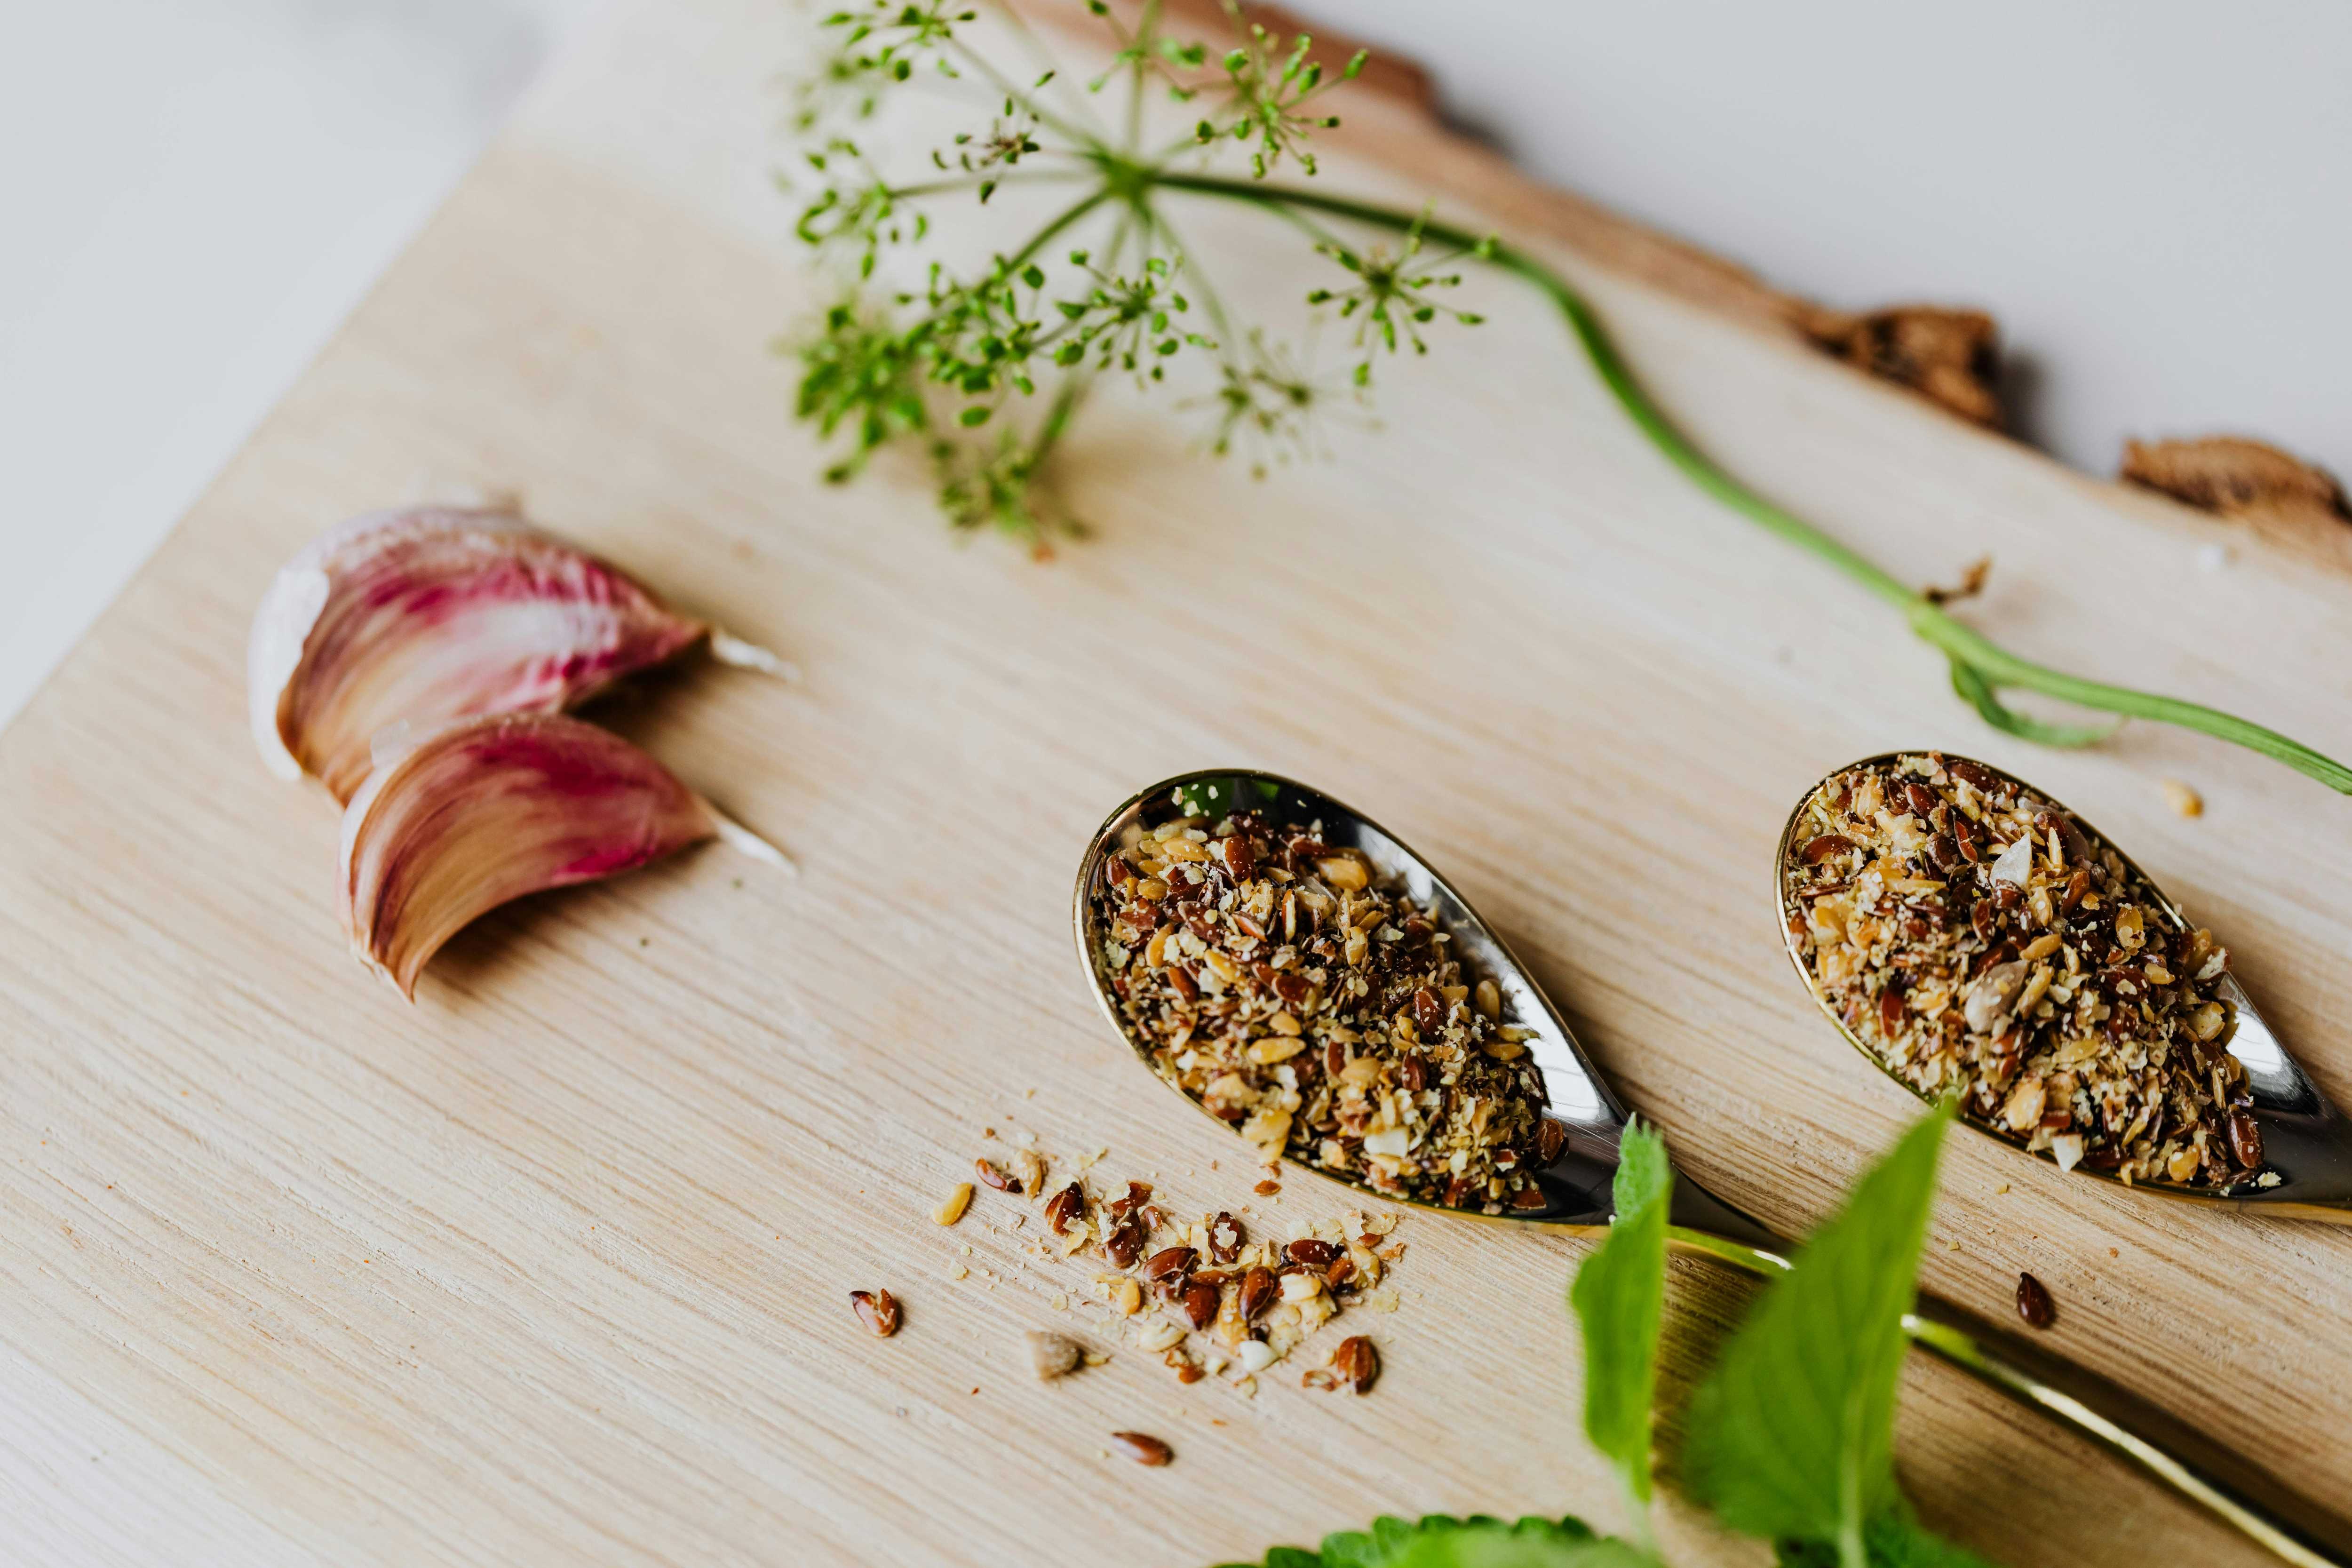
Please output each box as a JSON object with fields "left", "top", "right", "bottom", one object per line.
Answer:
{"left": 1664, "top": 1216, "right": 2352, "bottom": 1567}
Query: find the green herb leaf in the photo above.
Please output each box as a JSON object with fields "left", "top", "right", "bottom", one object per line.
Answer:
{"left": 1216, "top": 1514, "right": 1645, "bottom": 1568}
{"left": 1683, "top": 1107, "right": 1951, "bottom": 1568}
{"left": 1568, "top": 1120, "right": 1671, "bottom": 1514}
{"left": 1168, "top": 775, "right": 1281, "bottom": 818}
{"left": 1777, "top": 1517, "right": 1998, "bottom": 1568}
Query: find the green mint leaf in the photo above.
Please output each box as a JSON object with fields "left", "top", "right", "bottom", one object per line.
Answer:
{"left": 1568, "top": 1119, "right": 1671, "bottom": 1512}
{"left": 1777, "top": 1516, "right": 1999, "bottom": 1568}
{"left": 1683, "top": 1107, "right": 1952, "bottom": 1568}
{"left": 1170, "top": 776, "right": 1246, "bottom": 818}
{"left": 1219, "top": 1514, "right": 1638, "bottom": 1568}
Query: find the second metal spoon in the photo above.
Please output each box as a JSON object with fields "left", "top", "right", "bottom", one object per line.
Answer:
{"left": 1075, "top": 768, "right": 2349, "bottom": 1568}
{"left": 1773, "top": 751, "right": 2352, "bottom": 1219}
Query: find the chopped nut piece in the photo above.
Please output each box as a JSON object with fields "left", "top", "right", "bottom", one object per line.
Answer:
{"left": 1043, "top": 1182, "right": 1087, "bottom": 1235}
{"left": 933, "top": 1183, "right": 974, "bottom": 1226}
{"left": 850, "top": 1289, "right": 901, "bottom": 1338}
{"left": 2160, "top": 779, "right": 2203, "bottom": 819}
{"left": 1134, "top": 1319, "right": 1187, "bottom": 1353}
{"left": 1029, "top": 1330, "right": 1086, "bottom": 1379}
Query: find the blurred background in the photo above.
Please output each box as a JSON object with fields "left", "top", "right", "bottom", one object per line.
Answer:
{"left": 3, "top": 0, "right": 2345, "bottom": 728}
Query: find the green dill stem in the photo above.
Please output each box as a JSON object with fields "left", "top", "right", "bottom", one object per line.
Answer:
{"left": 1152, "top": 171, "right": 2352, "bottom": 796}
{"left": 941, "top": 34, "right": 1103, "bottom": 152}
{"left": 992, "top": 188, "right": 1112, "bottom": 274}
{"left": 881, "top": 170, "right": 1091, "bottom": 202}
{"left": 1028, "top": 373, "right": 1091, "bottom": 472}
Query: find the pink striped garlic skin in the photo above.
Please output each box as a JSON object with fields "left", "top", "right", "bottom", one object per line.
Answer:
{"left": 250, "top": 507, "right": 708, "bottom": 802}
{"left": 339, "top": 712, "right": 717, "bottom": 998}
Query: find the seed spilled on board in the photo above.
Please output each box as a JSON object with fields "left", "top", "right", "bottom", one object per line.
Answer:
{"left": 1109, "top": 1431, "right": 1174, "bottom": 1466}
{"left": 2016, "top": 1272, "right": 2057, "bottom": 1330}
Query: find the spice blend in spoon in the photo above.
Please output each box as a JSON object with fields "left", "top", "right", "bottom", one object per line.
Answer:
{"left": 1092, "top": 805, "right": 1560, "bottom": 1212}
{"left": 1782, "top": 753, "right": 2266, "bottom": 1187}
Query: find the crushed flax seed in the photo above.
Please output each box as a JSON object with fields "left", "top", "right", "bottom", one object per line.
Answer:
{"left": 1782, "top": 753, "right": 2265, "bottom": 1188}
{"left": 963, "top": 1134, "right": 1398, "bottom": 1396}
{"left": 1090, "top": 802, "right": 1557, "bottom": 1212}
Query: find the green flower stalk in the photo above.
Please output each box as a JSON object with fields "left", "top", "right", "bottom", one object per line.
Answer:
{"left": 781, "top": 0, "right": 2352, "bottom": 795}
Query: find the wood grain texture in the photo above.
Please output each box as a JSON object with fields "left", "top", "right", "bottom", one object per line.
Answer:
{"left": 4, "top": 2, "right": 2349, "bottom": 1565}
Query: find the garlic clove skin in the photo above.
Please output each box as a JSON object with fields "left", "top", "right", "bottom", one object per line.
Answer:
{"left": 339, "top": 712, "right": 719, "bottom": 998}
{"left": 252, "top": 507, "right": 771, "bottom": 802}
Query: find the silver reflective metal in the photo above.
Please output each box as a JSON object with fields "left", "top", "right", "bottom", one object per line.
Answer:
{"left": 1773, "top": 752, "right": 2352, "bottom": 1220}
{"left": 1075, "top": 768, "right": 2351, "bottom": 1568}
{"left": 1073, "top": 767, "right": 1765, "bottom": 1241}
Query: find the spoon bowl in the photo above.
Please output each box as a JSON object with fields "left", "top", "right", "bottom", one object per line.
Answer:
{"left": 1073, "top": 766, "right": 1764, "bottom": 1242}
{"left": 1773, "top": 752, "right": 2352, "bottom": 1220}
{"left": 1074, "top": 767, "right": 2352, "bottom": 1566}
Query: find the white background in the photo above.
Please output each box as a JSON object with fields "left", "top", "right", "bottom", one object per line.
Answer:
{"left": 3, "top": 0, "right": 2346, "bottom": 730}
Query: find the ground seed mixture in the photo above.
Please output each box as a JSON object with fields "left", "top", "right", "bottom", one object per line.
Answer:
{"left": 1091, "top": 802, "right": 1562, "bottom": 1212}
{"left": 1782, "top": 752, "right": 2268, "bottom": 1188}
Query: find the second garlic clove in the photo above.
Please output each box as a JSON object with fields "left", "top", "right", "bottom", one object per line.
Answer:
{"left": 251, "top": 506, "right": 759, "bottom": 802}
{"left": 339, "top": 712, "right": 720, "bottom": 998}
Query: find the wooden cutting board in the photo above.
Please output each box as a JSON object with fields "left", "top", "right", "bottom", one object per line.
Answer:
{"left": 5, "top": 2, "right": 2348, "bottom": 1563}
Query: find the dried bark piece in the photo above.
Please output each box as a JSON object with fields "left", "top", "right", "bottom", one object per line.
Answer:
{"left": 2120, "top": 436, "right": 2350, "bottom": 525}
{"left": 1799, "top": 304, "right": 2003, "bottom": 427}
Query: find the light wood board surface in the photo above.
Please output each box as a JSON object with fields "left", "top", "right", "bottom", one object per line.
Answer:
{"left": 4, "top": 2, "right": 2349, "bottom": 1564}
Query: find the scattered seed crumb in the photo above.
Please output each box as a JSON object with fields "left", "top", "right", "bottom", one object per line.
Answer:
{"left": 1946, "top": 1240, "right": 1962, "bottom": 1252}
{"left": 2108, "top": 1246, "right": 2118, "bottom": 1258}
{"left": 1994, "top": 1183, "right": 2010, "bottom": 1195}
{"left": 1253, "top": 1179, "right": 1281, "bottom": 1196}
{"left": 1028, "top": 1329, "right": 1086, "bottom": 1380}
{"left": 1109, "top": 1431, "right": 1174, "bottom": 1466}
{"left": 946, "top": 1263, "right": 969, "bottom": 1281}
{"left": 1013, "top": 1129, "right": 1037, "bottom": 1147}
{"left": 2160, "top": 779, "right": 2203, "bottom": 819}
{"left": 1050, "top": 1292, "right": 1069, "bottom": 1311}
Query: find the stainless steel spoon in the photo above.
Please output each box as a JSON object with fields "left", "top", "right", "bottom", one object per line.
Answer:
{"left": 1774, "top": 752, "right": 2352, "bottom": 1220}
{"left": 1075, "top": 768, "right": 2350, "bottom": 1568}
